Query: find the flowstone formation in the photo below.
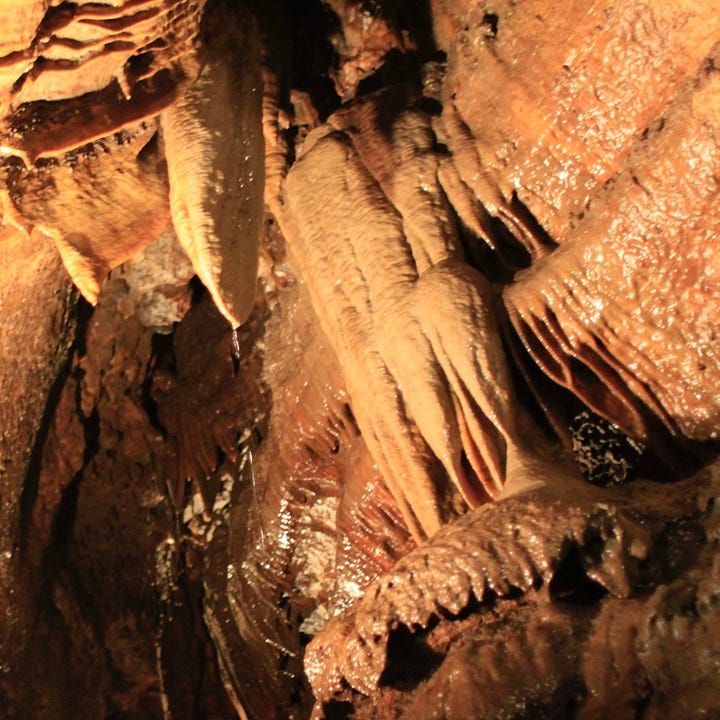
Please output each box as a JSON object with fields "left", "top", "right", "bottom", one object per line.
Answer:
{"left": 1, "top": 1, "right": 719, "bottom": 718}
{"left": 0, "top": 0, "right": 264, "bottom": 327}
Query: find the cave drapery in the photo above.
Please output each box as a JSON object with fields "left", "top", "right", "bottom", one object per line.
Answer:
{"left": 1, "top": 0, "right": 720, "bottom": 718}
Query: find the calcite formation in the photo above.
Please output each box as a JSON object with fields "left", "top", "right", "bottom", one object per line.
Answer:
{"left": 433, "top": 0, "right": 718, "bottom": 244}
{"left": 305, "top": 467, "right": 720, "bottom": 717}
{"left": 0, "top": 0, "right": 264, "bottom": 327}
{"left": 0, "top": 0, "right": 204, "bottom": 159}
{"left": 278, "top": 93, "right": 522, "bottom": 540}
{"left": 0, "top": 0, "right": 719, "bottom": 718}
{"left": 505, "top": 61, "right": 720, "bottom": 447}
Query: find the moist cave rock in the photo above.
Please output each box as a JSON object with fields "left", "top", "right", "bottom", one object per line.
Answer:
{"left": 1, "top": 0, "right": 720, "bottom": 718}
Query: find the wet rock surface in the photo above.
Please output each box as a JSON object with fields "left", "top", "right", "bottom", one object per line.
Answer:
{"left": 1, "top": 1, "right": 720, "bottom": 718}
{"left": 307, "top": 467, "right": 720, "bottom": 718}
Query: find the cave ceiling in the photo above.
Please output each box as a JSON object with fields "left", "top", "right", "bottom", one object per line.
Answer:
{"left": 0, "top": 0, "right": 719, "bottom": 718}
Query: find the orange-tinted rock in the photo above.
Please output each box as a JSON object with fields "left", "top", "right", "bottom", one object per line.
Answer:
{"left": 505, "top": 55, "right": 720, "bottom": 445}
{"left": 280, "top": 89, "right": 527, "bottom": 540}
{"left": 0, "top": 0, "right": 204, "bottom": 161}
{"left": 203, "top": 278, "right": 415, "bottom": 718}
{"left": 2, "top": 120, "right": 170, "bottom": 303}
{"left": 0, "top": 0, "right": 264, "bottom": 329}
{"left": 0, "top": 224, "right": 75, "bottom": 666}
{"left": 307, "top": 465, "right": 719, "bottom": 718}
{"left": 323, "top": 0, "right": 411, "bottom": 99}
{"left": 1, "top": 1, "right": 720, "bottom": 718}
{"left": 435, "top": 0, "right": 719, "bottom": 246}
{"left": 4, "top": 261, "right": 233, "bottom": 719}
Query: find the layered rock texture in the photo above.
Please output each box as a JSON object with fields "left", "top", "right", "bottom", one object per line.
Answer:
{"left": 1, "top": 0, "right": 719, "bottom": 718}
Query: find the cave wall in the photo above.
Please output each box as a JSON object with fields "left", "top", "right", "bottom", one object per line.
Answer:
{"left": 0, "top": 1, "right": 719, "bottom": 718}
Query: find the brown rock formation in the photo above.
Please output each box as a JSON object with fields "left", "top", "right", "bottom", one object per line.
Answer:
{"left": 1, "top": 1, "right": 719, "bottom": 718}
{"left": 0, "top": 0, "right": 264, "bottom": 326}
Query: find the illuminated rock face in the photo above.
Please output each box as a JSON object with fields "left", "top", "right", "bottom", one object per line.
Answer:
{"left": 1, "top": 1, "right": 720, "bottom": 718}
{"left": 0, "top": 0, "right": 264, "bottom": 327}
